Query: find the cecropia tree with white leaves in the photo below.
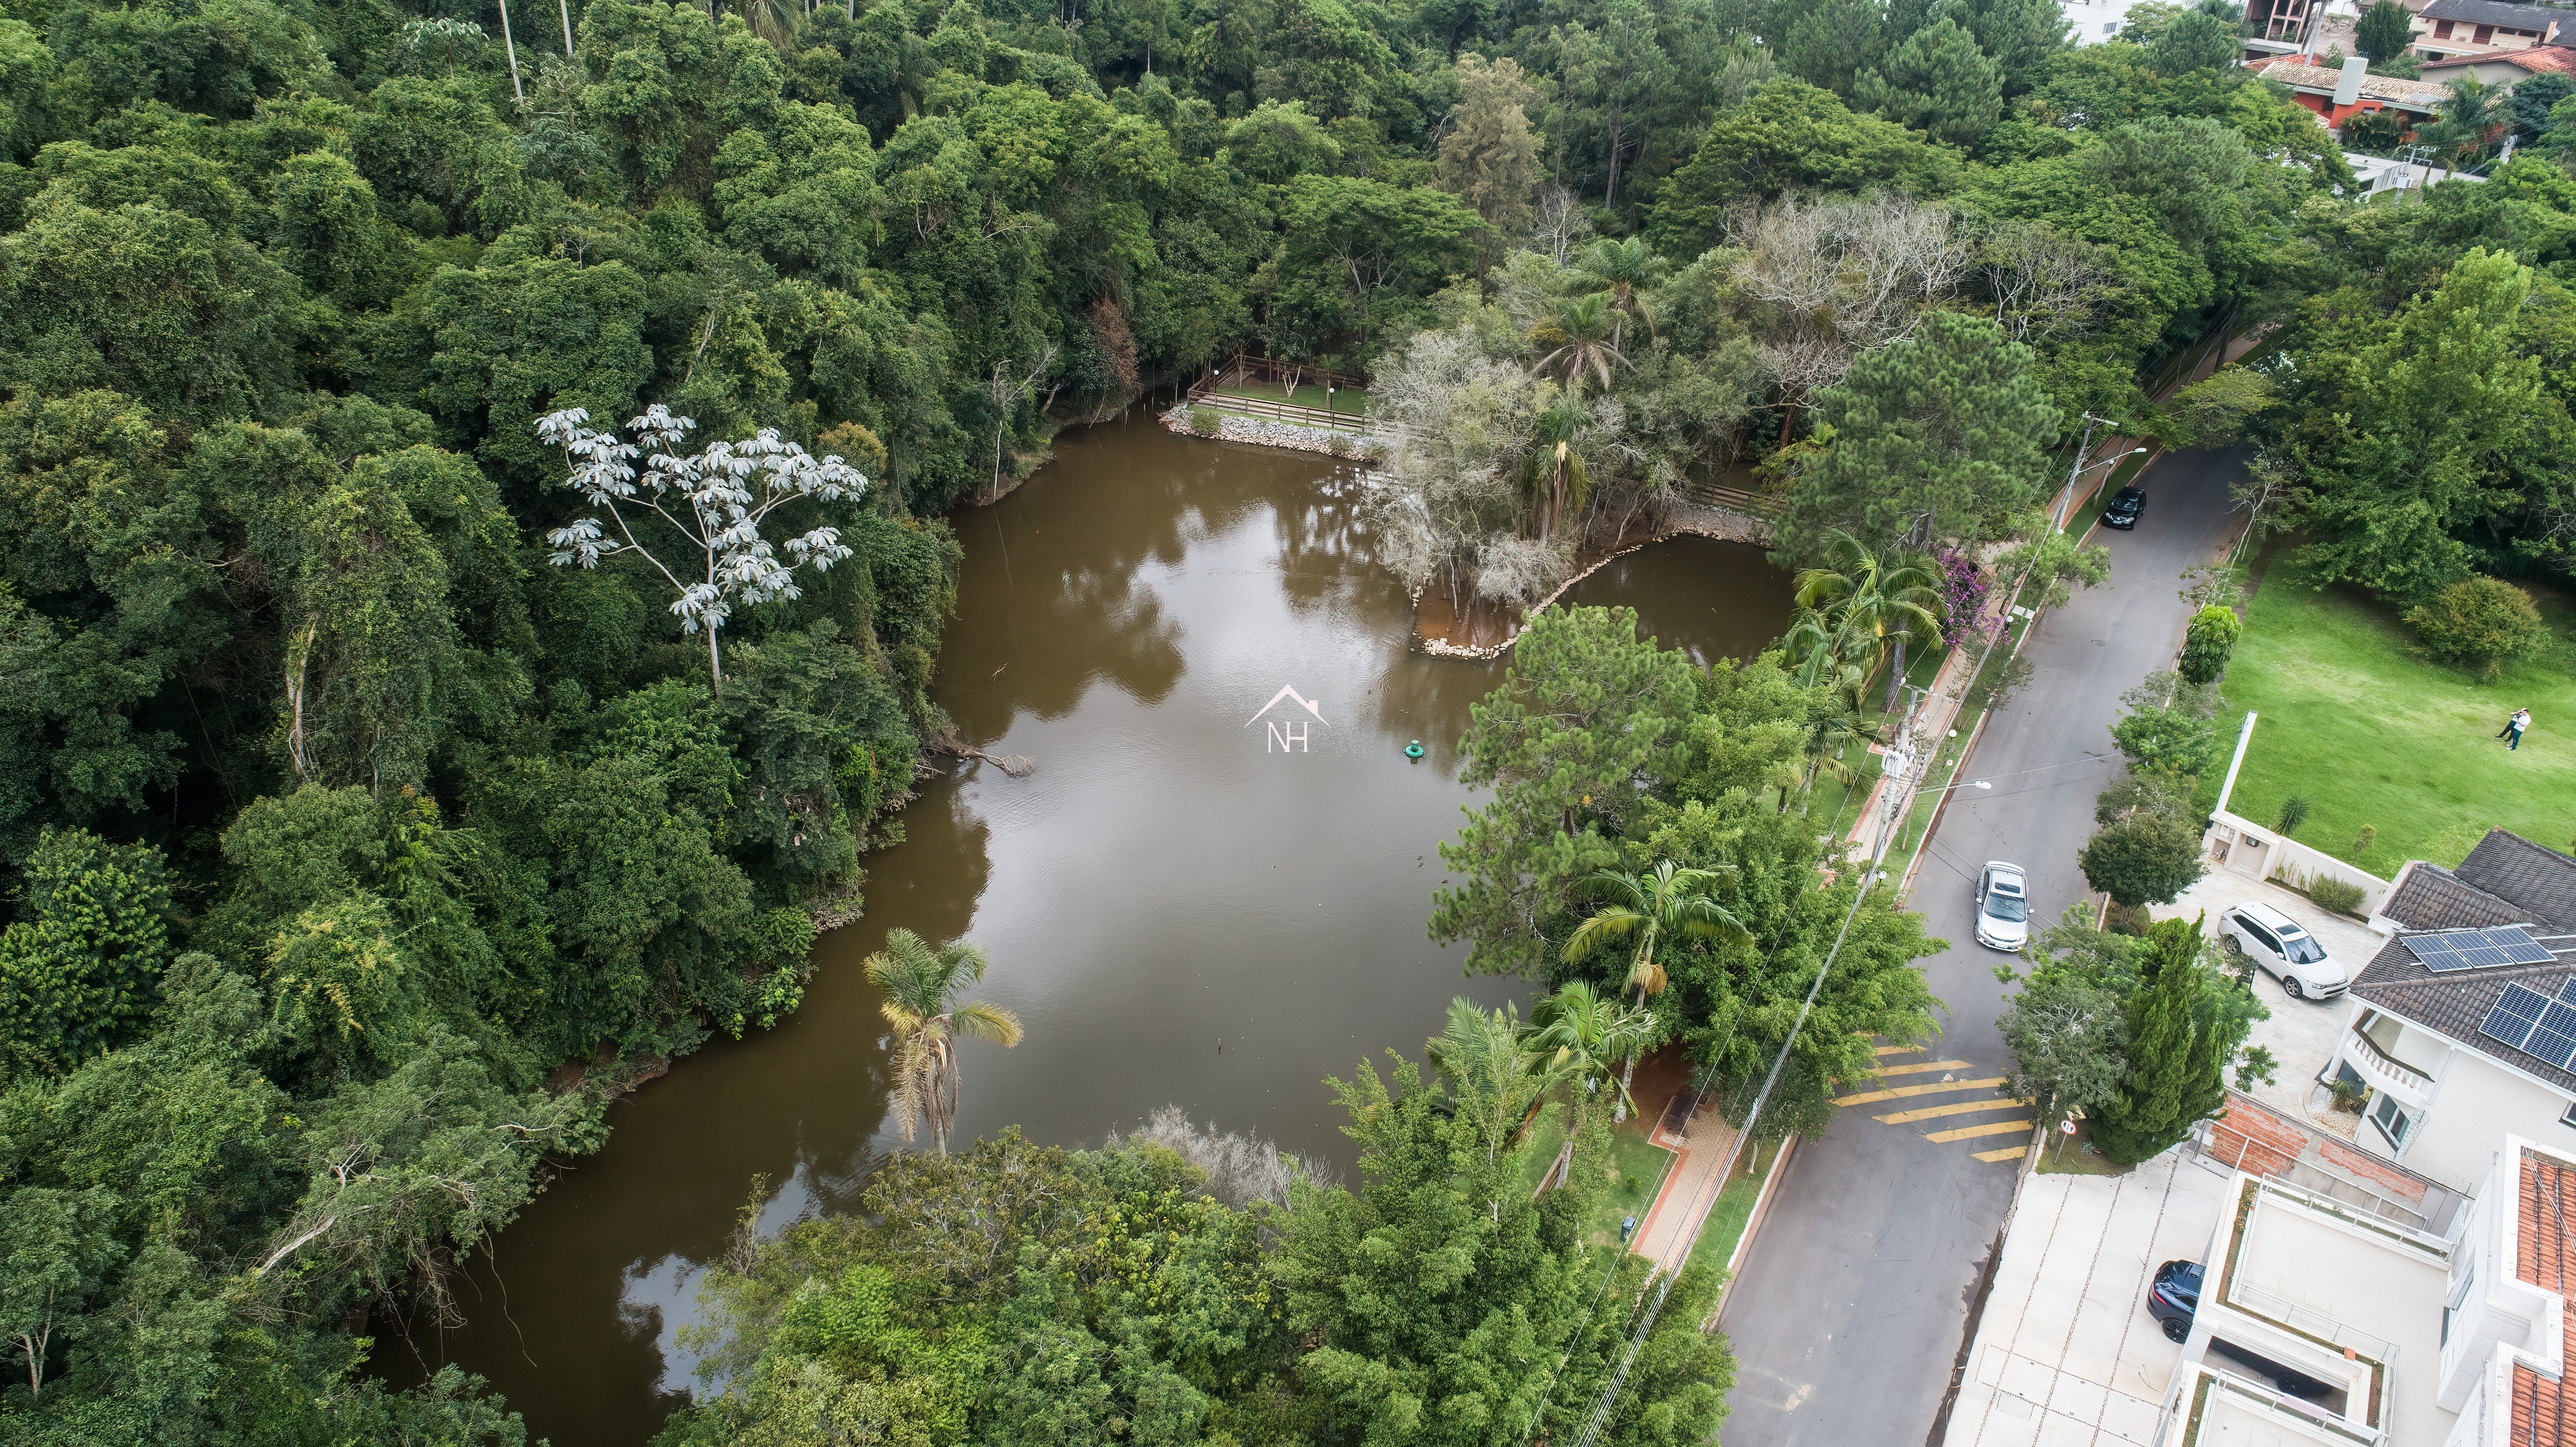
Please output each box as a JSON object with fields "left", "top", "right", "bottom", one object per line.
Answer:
{"left": 537, "top": 405, "right": 865, "bottom": 693}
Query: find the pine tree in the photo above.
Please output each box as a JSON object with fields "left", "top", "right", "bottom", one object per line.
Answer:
{"left": 2093, "top": 918, "right": 2227, "bottom": 1163}
{"left": 1856, "top": 13, "right": 2004, "bottom": 148}
{"left": 1435, "top": 54, "right": 1543, "bottom": 235}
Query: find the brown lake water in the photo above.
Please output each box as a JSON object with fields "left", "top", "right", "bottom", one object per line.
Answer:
{"left": 431, "top": 418, "right": 1791, "bottom": 1445}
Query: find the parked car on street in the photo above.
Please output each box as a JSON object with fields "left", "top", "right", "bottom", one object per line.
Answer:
{"left": 1976, "top": 862, "right": 2030, "bottom": 951}
{"left": 2103, "top": 486, "right": 2146, "bottom": 529}
{"left": 2222, "top": 901, "right": 2347, "bottom": 1000}
{"left": 2147, "top": 1259, "right": 2202, "bottom": 1342}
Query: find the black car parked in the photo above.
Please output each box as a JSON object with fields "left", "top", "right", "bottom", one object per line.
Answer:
{"left": 2103, "top": 486, "right": 2147, "bottom": 529}
{"left": 2147, "top": 1259, "right": 2202, "bottom": 1342}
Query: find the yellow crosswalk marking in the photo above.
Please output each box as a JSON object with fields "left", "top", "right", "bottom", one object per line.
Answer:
{"left": 1876, "top": 1097, "right": 2030, "bottom": 1125}
{"left": 1973, "top": 1146, "right": 2029, "bottom": 1162}
{"left": 1872, "top": 1044, "right": 1919, "bottom": 1055}
{"left": 1835, "top": 1076, "right": 2008, "bottom": 1106}
{"left": 1870, "top": 1059, "right": 1974, "bottom": 1078}
{"left": 1927, "top": 1120, "right": 2033, "bottom": 1143}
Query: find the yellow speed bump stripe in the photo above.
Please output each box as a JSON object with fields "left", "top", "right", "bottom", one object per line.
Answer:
{"left": 1926, "top": 1119, "right": 2034, "bottom": 1143}
{"left": 1876, "top": 1097, "right": 2031, "bottom": 1125}
{"left": 1974, "top": 1145, "right": 2029, "bottom": 1162}
{"left": 1872, "top": 1059, "right": 1974, "bottom": 1078}
{"left": 1835, "top": 1076, "right": 2008, "bottom": 1107}
{"left": 1873, "top": 1044, "right": 1919, "bottom": 1055}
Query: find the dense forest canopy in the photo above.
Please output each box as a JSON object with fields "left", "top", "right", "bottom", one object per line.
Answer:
{"left": 2, "top": 0, "right": 2574, "bottom": 1437}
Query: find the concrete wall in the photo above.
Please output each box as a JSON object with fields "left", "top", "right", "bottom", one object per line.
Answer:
{"left": 2203, "top": 809, "right": 2395, "bottom": 920}
{"left": 2383, "top": 1054, "right": 2576, "bottom": 1192}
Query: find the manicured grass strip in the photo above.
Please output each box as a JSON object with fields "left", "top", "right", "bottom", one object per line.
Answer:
{"left": 2220, "top": 574, "right": 2576, "bottom": 869}
{"left": 1686, "top": 1135, "right": 1786, "bottom": 1280}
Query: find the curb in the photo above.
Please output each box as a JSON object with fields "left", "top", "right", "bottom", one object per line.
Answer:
{"left": 1711, "top": 1133, "right": 1799, "bottom": 1327}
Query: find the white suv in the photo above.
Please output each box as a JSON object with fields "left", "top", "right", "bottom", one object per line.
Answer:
{"left": 1976, "top": 862, "right": 2031, "bottom": 951}
{"left": 2223, "top": 901, "right": 2347, "bottom": 1000}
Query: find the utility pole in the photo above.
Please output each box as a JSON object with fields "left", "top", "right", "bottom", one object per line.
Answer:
{"left": 2056, "top": 413, "right": 2103, "bottom": 534}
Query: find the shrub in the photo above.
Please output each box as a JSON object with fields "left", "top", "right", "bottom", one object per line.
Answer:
{"left": 1325, "top": 430, "right": 1355, "bottom": 457}
{"left": 2306, "top": 874, "right": 2367, "bottom": 916}
{"left": 2275, "top": 794, "right": 2308, "bottom": 836}
{"left": 2352, "top": 824, "right": 2376, "bottom": 855}
{"left": 1186, "top": 405, "right": 1222, "bottom": 437}
{"left": 2177, "top": 604, "right": 2241, "bottom": 685}
{"left": 2406, "top": 576, "right": 2546, "bottom": 678}
{"left": 2327, "top": 1076, "right": 2367, "bottom": 1113}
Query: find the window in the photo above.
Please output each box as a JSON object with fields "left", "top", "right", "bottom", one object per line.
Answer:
{"left": 2246, "top": 922, "right": 2283, "bottom": 954}
{"left": 2104, "top": 19, "right": 2119, "bottom": 31}
{"left": 2559, "top": 1098, "right": 2576, "bottom": 1128}
{"left": 2435, "top": 19, "right": 2456, "bottom": 37}
{"left": 2372, "top": 1092, "right": 2413, "bottom": 1147}
{"left": 2474, "top": 24, "right": 2494, "bottom": 42}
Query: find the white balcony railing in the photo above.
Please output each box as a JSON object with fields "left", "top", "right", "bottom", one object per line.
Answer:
{"left": 2344, "top": 1029, "right": 2434, "bottom": 1102}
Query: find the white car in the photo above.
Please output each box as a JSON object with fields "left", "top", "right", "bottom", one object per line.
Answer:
{"left": 2224, "top": 901, "right": 2347, "bottom": 1000}
{"left": 1976, "top": 862, "right": 2031, "bottom": 951}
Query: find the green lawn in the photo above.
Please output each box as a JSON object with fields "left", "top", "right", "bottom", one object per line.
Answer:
{"left": 1512, "top": 1113, "right": 1677, "bottom": 1251}
{"left": 1213, "top": 382, "right": 1374, "bottom": 413}
{"left": 2219, "top": 573, "right": 2576, "bottom": 871}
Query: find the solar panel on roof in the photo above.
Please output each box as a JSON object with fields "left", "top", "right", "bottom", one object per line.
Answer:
{"left": 2409, "top": 926, "right": 2560, "bottom": 972}
{"left": 2481, "top": 983, "right": 2553, "bottom": 1053}
{"left": 2529, "top": 1029, "right": 2576, "bottom": 1073}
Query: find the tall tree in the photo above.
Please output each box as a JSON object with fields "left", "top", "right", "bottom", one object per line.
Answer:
{"left": 2091, "top": 918, "right": 2227, "bottom": 1163}
{"left": 1780, "top": 311, "right": 2057, "bottom": 554}
{"left": 1785, "top": 529, "right": 1946, "bottom": 710}
{"left": 1431, "top": 606, "right": 1697, "bottom": 977}
{"left": 1562, "top": 860, "right": 1750, "bottom": 1118}
{"left": 1435, "top": 54, "right": 1543, "bottom": 236}
{"left": 864, "top": 928, "right": 1026, "bottom": 1157}
{"left": 1855, "top": 11, "right": 2004, "bottom": 148}
{"left": 2353, "top": 0, "right": 2414, "bottom": 65}
{"left": 1530, "top": 979, "right": 1656, "bottom": 1127}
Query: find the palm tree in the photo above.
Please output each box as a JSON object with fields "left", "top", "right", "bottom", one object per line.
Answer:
{"left": 1790, "top": 529, "right": 1944, "bottom": 715}
{"left": 1571, "top": 237, "right": 1669, "bottom": 347}
{"left": 1563, "top": 860, "right": 1753, "bottom": 1120}
{"left": 2426, "top": 74, "right": 2507, "bottom": 166}
{"left": 1428, "top": 997, "right": 1547, "bottom": 1169}
{"left": 1526, "top": 293, "right": 1632, "bottom": 392}
{"left": 1531, "top": 980, "right": 1657, "bottom": 1125}
{"left": 864, "top": 928, "right": 1025, "bottom": 1157}
{"left": 1519, "top": 397, "right": 1595, "bottom": 545}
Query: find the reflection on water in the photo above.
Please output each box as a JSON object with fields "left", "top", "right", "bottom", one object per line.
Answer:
{"left": 432, "top": 417, "right": 1791, "bottom": 1445}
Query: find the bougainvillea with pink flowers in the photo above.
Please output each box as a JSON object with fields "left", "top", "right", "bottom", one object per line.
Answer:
{"left": 1937, "top": 546, "right": 1992, "bottom": 647}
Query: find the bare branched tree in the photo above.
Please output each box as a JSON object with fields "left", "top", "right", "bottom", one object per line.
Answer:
{"left": 1362, "top": 327, "right": 1541, "bottom": 613}
{"left": 1726, "top": 194, "right": 1969, "bottom": 437}
{"left": 1974, "top": 220, "right": 2110, "bottom": 345}
{"left": 1105, "top": 1106, "right": 1321, "bottom": 1208}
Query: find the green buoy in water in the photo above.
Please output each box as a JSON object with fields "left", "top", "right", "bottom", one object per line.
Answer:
{"left": 1404, "top": 740, "right": 1425, "bottom": 759}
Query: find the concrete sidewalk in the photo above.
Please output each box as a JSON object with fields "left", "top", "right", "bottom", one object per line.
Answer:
{"left": 1939, "top": 1154, "right": 2227, "bottom": 1447}
{"left": 1632, "top": 1095, "right": 1742, "bottom": 1270}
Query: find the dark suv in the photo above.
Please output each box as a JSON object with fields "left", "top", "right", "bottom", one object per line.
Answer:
{"left": 2103, "top": 486, "right": 2147, "bottom": 529}
{"left": 2146, "top": 1259, "right": 2202, "bottom": 1342}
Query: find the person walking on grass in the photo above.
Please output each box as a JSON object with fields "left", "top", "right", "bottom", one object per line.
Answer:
{"left": 2499, "top": 708, "right": 2532, "bottom": 751}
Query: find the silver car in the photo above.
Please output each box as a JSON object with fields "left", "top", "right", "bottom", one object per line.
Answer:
{"left": 1976, "top": 862, "right": 2030, "bottom": 951}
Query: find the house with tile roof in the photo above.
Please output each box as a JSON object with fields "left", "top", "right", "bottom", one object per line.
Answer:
{"left": 2422, "top": 41, "right": 2576, "bottom": 85}
{"left": 2414, "top": 0, "right": 2569, "bottom": 60}
{"left": 2246, "top": 54, "right": 2454, "bottom": 133}
{"left": 2327, "top": 830, "right": 2576, "bottom": 1192}
{"left": 2155, "top": 1135, "right": 2575, "bottom": 1446}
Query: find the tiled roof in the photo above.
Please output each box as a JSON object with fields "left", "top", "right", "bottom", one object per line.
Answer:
{"left": 2246, "top": 58, "right": 2454, "bottom": 107}
{"left": 2513, "top": 1148, "right": 2576, "bottom": 1444}
{"left": 2459, "top": 829, "right": 2576, "bottom": 932}
{"left": 2352, "top": 930, "right": 2576, "bottom": 1093}
{"left": 2422, "top": 0, "right": 2568, "bottom": 30}
{"left": 2424, "top": 43, "right": 2576, "bottom": 74}
{"left": 2381, "top": 859, "right": 2529, "bottom": 932}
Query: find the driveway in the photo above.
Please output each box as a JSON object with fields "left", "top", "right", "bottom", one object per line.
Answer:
{"left": 1938, "top": 1153, "right": 2228, "bottom": 1447}
{"left": 1717, "top": 448, "right": 2250, "bottom": 1446}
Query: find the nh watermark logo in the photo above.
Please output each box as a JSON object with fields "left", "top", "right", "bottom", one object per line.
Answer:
{"left": 1245, "top": 685, "right": 1327, "bottom": 753}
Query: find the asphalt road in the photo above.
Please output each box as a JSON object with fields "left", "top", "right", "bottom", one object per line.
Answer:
{"left": 1715, "top": 447, "right": 2251, "bottom": 1447}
